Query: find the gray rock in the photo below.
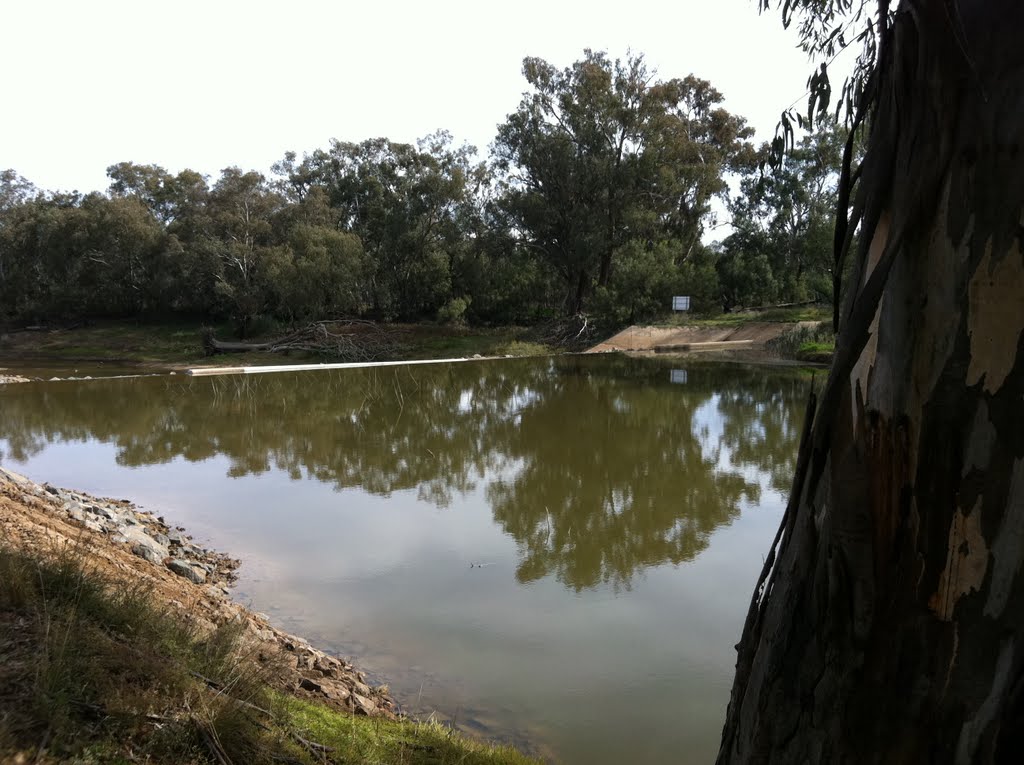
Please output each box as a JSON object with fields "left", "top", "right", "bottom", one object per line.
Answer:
{"left": 64, "top": 502, "right": 86, "bottom": 522}
{"left": 324, "top": 684, "right": 350, "bottom": 701}
{"left": 317, "top": 665, "right": 337, "bottom": 679}
{"left": 115, "top": 526, "right": 169, "bottom": 564}
{"left": 87, "top": 504, "right": 117, "bottom": 520}
{"left": 0, "top": 467, "right": 28, "bottom": 484}
{"left": 153, "top": 533, "right": 170, "bottom": 547}
{"left": 168, "top": 559, "right": 206, "bottom": 584}
{"left": 132, "top": 543, "right": 165, "bottom": 564}
{"left": 352, "top": 692, "right": 377, "bottom": 715}
{"left": 167, "top": 529, "right": 188, "bottom": 545}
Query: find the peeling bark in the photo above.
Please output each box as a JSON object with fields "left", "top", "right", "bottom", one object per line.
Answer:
{"left": 718, "top": 2, "right": 1024, "bottom": 763}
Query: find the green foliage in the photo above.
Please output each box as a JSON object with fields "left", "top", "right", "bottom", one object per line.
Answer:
{"left": 269, "top": 221, "right": 366, "bottom": 323}
{"left": 282, "top": 132, "right": 476, "bottom": 321}
{"left": 590, "top": 241, "right": 683, "bottom": 325}
{"left": 492, "top": 50, "right": 754, "bottom": 316}
{"left": 675, "top": 244, "right": 723, "bottom": 314}
{"left": 716, "top": 243, "right": 779, "bottom": 311}
{"left": 719, "top": 118, "right": 848, "bottom": 310}
{"left": 764, "top": 320, "right": 835, "bottom": 358}
{"left": 3, "top": 50, "right": 848, "bottom": 332}
{"left": 437, "top": 295, "right": 471, "bottom": 325}
{"left": 280, "top": 696, "right": 539, "bottom": 765}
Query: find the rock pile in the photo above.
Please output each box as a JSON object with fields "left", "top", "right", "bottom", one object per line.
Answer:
{"left": 2, "top": 466, "right": 239, "bottom": 586}
{"left": 0, "top": 466, "right": 396, "bottom": 719}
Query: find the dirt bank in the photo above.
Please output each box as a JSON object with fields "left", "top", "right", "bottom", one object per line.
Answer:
{"left": 587, "top": 321, "right": 821, "bottom": 354}
{"left": 0, "top": 466, "right": 396, "bottom": 719}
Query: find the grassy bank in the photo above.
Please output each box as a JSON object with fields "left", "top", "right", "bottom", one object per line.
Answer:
{"left": 656, "top": 304, "right": 832, "bottom": 328}
{"left": 763, "top": 320, "right": 836, "bottom": 363}
{"left": 0, "top": 543, "right": 539, "bottom": 765}
{"left": 647, "top": 306, "right": 836, "bottom": 363}
{"left": 0, "top": 320, "right": 553, "bottom": 369}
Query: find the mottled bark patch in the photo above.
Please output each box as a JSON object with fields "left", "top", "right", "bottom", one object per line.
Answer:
{"left": 984, "top": 459, "right": 1024, "bottom": 619}
{"left": 966, "top": 243, "right": 1024, "bottom": 394}
{"left": 928, "top": 501, "right": 988, "bottom": 621}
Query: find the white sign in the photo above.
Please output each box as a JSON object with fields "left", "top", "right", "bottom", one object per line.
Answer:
{"left": 672, "top": 296, "right": 691, "bottom": 311}
{"left": 670, "top": 369, "right": 688, "bottom": 385}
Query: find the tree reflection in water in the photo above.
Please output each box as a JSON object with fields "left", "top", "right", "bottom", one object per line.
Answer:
{"left": 0, "top": 357, "right": 806, "bottom": 591}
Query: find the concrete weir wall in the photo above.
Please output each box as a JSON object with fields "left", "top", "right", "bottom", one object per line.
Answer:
{"left": 186, "top": 355, "right": 492, "bottom": 377}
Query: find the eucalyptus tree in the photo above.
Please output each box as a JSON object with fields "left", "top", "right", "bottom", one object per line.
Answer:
{"left": 106, "top": 162, "right": 175, "bottom": 223}
{"left": 718, "top": 1, "right": 1024, "bottom": 762}
{"left": 74, "top": 193, "right": 167, "bottom": 316}
{"left": 493, "top": 50, "right": 754, "bottom": 315}
{"left": 0, "top": 190, "right": 77, "bottom": 320}
{"left": 0, "top": 169, "right": 36, "bottom": 217}
{"left": 0, "top": 169, "right": 38, "bottom": 311}
{"left": 206, "top": 168, "right": 283, "bottom": 334}
{"left": 280, "top": 131, "right": 478, "bottom": 320}
{"left": 266, "top": 187, "right": 367, "bottom": 323}
{"left": 725, "top": 118, "right": 846, "bottom": 305}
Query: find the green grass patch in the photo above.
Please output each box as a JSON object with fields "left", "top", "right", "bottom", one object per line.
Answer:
{"left": 0, "top": 320, "right": 557, "bottom": 368}
{"left": 492, "top": 340, "right": 551, "bottom": 357}
{"left": 764, "top": 322, "right": 835, "bottom": 363}
{"left": 655, "top": 304, "right": 832, "bottom": 328}
{"left": 400, "top": 325, "right": 553, "bottom": 360}
{"left": 281, "top": 696, "right": 539, "bottom": 765}
{"left": 795, "top": 341, "right": 836, "bottom": 363}
{"left": 0, "top": 320, "right": 221, "bottom": 365}
{"left": 0, "top": 542, "right": 540, "bottom": 765}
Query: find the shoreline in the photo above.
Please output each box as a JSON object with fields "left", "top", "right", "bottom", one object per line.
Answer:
{"left": 0, "top": 465, "right": 397, "bottom": 719}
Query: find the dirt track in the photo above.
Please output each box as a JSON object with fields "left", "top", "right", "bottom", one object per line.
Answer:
{"left": 587, "top": 321, "right": 819, "bottom": 354}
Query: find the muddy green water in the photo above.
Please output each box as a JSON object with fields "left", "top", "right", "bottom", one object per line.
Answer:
{"left": 0, "top": 355, "right": 807, "bottom": 764}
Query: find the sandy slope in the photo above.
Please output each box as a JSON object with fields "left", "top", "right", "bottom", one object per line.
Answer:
{"left": 587, "top": 321, "right": 820, "bottom": 353}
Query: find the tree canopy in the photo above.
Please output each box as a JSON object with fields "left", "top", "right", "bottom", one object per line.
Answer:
{"left": 0, "top": 49, "right": 842, "bottom": 334}
{"left": 493, "top": 50, "right": 755, "bottom": 315}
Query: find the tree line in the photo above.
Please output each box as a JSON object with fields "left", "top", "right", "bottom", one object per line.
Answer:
{"left": 0, "top": 50, "right": 845, "bottom": 336}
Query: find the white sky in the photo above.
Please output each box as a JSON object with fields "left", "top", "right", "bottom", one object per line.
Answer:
{"left": 1, "top": 0, "right": 817, "bottom": 194}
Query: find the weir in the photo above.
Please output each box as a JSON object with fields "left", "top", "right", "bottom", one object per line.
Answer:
{"left": 185, "top": 356, "right": 491, "bottom": 377}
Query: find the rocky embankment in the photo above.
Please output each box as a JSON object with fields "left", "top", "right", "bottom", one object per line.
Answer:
{"left": 0, "top": 466, "right": 396, "bottom": 718}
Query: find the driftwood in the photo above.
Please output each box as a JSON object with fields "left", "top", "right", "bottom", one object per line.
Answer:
{"left": 202, "top": 321, "right": 408, "bottom": 362}
{"left": 535, "top": 313, "right": 599, "bottom": 351}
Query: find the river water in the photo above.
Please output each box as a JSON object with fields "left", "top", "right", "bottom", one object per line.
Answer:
{"left": 0, "top": 355, "right": 807, "bottom": 764}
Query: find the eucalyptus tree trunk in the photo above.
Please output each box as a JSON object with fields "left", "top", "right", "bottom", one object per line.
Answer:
{"left": 717, "top": 3, "right": 1024, "bottom": 763}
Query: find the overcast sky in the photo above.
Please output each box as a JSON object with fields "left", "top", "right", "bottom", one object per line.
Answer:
{"left": 1, "top": 0, "right": 817, "bottom": 194}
